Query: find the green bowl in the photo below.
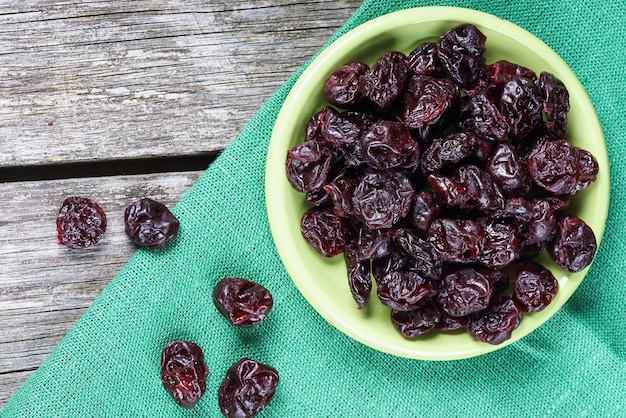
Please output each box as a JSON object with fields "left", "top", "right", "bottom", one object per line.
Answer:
{"left": 265, "top": 6, "right": 609, "bottom": 360}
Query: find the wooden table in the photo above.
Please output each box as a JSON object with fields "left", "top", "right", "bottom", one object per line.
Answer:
{"left": 0, "top": 0, "right": 361, "bottom": 407}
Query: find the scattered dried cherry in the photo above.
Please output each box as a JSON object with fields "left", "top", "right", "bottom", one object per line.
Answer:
{"left": 124, "top": 198, "right": 180, "bottom": 248}
{"left": 360, "top": 120, "right": 418, "bottom": 170}
{"left": 161, "top": 340, "right": 209, "bottom": 409}
{"left": 406, "top": 42, "right": 441, "bottom": 76}
{"left": 527, "top": 139, "right": 598, "bottom": 195}
{"left": 539, "top": 71, "right": 570, "bottom": 138}
{"left": 377, "top": 270, "right": 438, "bottom": 311}
{"left": 393, "top": 74, "right": 459, "bottom": 139}
{"left": 213, "top": 277, "right": 274, "bottom": 327}
{"left": 286, "top": 140, "right": 334, "bottom": 193}
{"left": 218, "top": 358, "right": 279, "bottom": 418}
{"left": 500, "top": 76, "right": 543, "bottom": 139}
{"left": 56, "top": 196, "right": 107, "bottom": 249}
{"left": 344, "top": 242, "right": 372, "bottom": 309}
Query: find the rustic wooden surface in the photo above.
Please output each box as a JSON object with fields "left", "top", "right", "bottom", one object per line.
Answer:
{"left": 0, "top": 0, "right": 362, "bottom": 408}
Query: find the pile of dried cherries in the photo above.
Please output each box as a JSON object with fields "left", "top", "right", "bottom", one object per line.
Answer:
{"left": 285, "top": 24, "right": 599, "bottom": 345}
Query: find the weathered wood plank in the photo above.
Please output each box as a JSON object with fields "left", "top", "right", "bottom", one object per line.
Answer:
{"left": 0, "top": 170, "right": 203, "bottom": 407}
{"left": 0, "top": 0, "right": 362, "bottom": 168}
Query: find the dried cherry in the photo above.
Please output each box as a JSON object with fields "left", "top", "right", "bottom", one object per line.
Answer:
{"left": 467, "top": 293, "right": 522, "bottom": 345}
{"left": 547, "top": 215, "right": 597, "bottom": 272}
{"left": 436, "top": 23, "right": 486, "bottom": 89}
{"left": 323, "top": 61, "right": 369, "bottom": 109}
{"left": 161, "top": 340, "right": 209, "bottom": 409}
{"left": 56, "top": 196, "right": 107, "bottom": 249}
{"left": 513, "top": 261, "right": 558, "bottom": 312}
{"left": 360, "top": 51, "right": 409, "bottom": 111}
{"left": 391, "top": 300, "right": 442, "bottom": 338}
{"left": 285, "top": 23, "right": 601, "bottom": 345}
{"left": 218, "top": 358, "right": 279, "bottom": 418}
{"left": 300, "top": 206, "right": 347, "bottom": 257}
{"left": 351, "top": 170, "right": 414, "bottom": 230}
{"left": 124, "top": 198, "right": 180, "bottom": 248}
{"left": 437, "top": 267, "right": 494, "bottom": 317}
{"left": 213, "top": 277, "right": 274, "bottom": 327}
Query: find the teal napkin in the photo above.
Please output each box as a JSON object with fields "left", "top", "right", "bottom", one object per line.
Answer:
{"left": 3, "top": 0, "right": 625, "bottom": 416}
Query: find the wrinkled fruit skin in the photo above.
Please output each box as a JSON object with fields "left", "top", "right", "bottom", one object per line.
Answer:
{"left": 56, "top": 196, "right": 107, "bottom": 249}
{"left": 218, "top": 358, "right": 279, "bottom": 418}
{"left": 300, "top": 206, "right": 347, "bottom": 257}
{"left": 213, "top": 277, "right": 274, "bottom": 327}
{"left": 124, "top": 198, "right": 180, "bottom": 248}
{"left": 467, "top": 294, "right": 522, "bottom": 345}
{"left": 547, "top": 215, "right": 597, "bottom": 273}
{"left": 284, "top": 23, "right": 601, "bottom": 345}
{"left": 513, "top": 261, "right": 558, "bottom": 312}
{"left": 161, "top": 340, "right": 209, "bottom": 409}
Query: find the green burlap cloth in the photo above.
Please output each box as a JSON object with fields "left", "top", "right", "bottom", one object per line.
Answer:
{"left": 3, "top": 0, "right": 625, "bottom": 416}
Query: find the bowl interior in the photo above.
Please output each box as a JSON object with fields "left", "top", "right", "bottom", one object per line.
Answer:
{"left": 265, "top": 6, "right": 609, "bottom": 360}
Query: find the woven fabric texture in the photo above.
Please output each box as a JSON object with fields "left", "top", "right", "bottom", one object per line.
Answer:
{"left": 3, "top": 0, "right": 625, "bottom": 416}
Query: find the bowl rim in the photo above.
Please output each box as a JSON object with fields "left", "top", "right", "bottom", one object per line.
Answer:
{"left": 265, "top": 6, "right": 610, "bottom": 360}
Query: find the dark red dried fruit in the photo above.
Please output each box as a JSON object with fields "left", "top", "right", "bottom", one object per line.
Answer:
{"left": 360, "top": 51, "right": 409, "bottom": 111}
{"left": 124, "top": 198, "right": 180, "bottom": 248}
{"left": 392, "top": 228, "right": 443, "bottom": 280}
{"left": 351, "top": 170, "right": 414, "bottom": 230}
{"left": 218, "top": 358, "right": 279, "bottom": 418}
{"left": 467, "top": 293, "right": 522, "bottom": 345}
{"left": 527, "top": 139, "right": 598, "bottom": 195}
{"left": 377, "top": 270, "right": 437, "bottom": 311}
{"left": 481, "top": 60, "right": 537, "bottom": 93}
{"left": 324, "top": 178, "right": 357, "bottom": 218}
{"left": 513, "top": 261, "right": 558, "bottom": 312}
{"left": 547, "top": 215, "right": 597, "bottom": 273}
{"left": 323, "top": 61, "right": 369, "bottom": 109}
{"left": 407, "top": 42, "right": 441, "bottom": 76}
{"left": 421, "top": 132, "right": 478, "bottom": 175}
{"left": 391, "top": 300, "right": 442, "bottom": 338}
{"left": 56, "top": 196, "right": 107, "bottom": 249}
{"left": 286, "top": 140, "right": 334, "bottom": 193}
{"left": 500, "top": 76, "right": 543, "bottom": 139}
{"left": 360, "top": 120, "right": 418, "bottom": 170}
{"left": 213, "top": 277, "right": 273, "bottom": 327}
{"left": 539, "top": 71, "right": 570, "bottom": 138}
{"left": 161, "top": 340, "right": 209, "bottom": 409}
{"left": 458, "top": 91, "right": 509, "bottom": 142}
{"left": 429, "top": 165, "right": 505, "bottom": 213}
{"left": 479, "top": 219, "right": 520, "bottom": 269}
{"left": 352, "top": 225, "right": 392, "bottom": 261}
{"left": 393, "top": 74, "right": 459, "bottom": 139}
{"left": 486, "top": 143, "right": 532, "bottom": 197}
{"left": 300, "top": 206, "right": 347, "bottom": 257}
{"left": 409, "top": 190, "right": 441, "bottom": 233}
{"left": 436, "top": 23, "right": 486, "bottom": 89}
{"left": 344, "top": 242, "right": 372, "bottom": 309}
{"left": 428, "top": 218, "right": 484, "bottom": 264}
{"left": 437, "top": 267, "right": 494, "bottom": 317}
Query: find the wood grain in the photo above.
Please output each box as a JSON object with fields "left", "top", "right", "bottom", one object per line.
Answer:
{"left": 0, "top": 171, "right": 203, "bottom": 406}
{"left": 0, "top": 0, "right": 362, "bottom": 408}
{"left": 0, "top": 0, "right": 362, "bottom": 168}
